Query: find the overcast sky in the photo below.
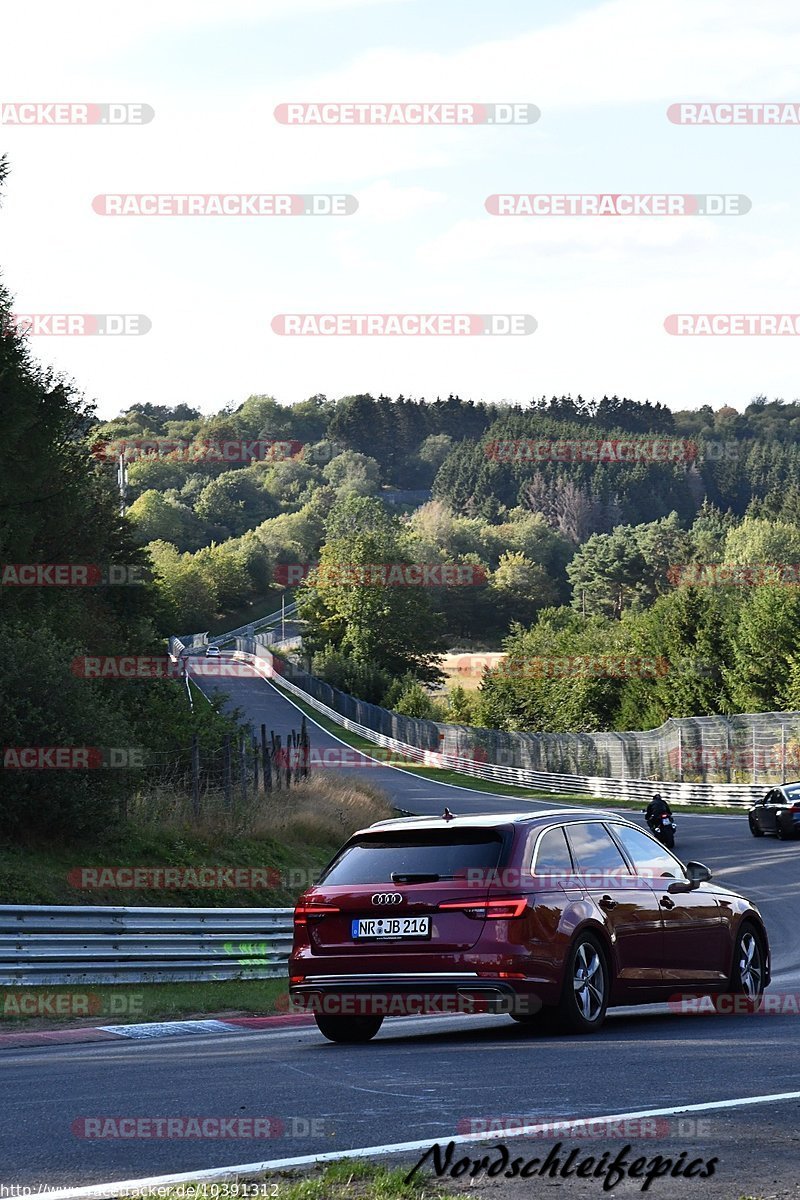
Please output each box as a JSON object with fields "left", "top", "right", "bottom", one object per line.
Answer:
{"left": 2, "top": 0, "right": 800, "bottom": 420}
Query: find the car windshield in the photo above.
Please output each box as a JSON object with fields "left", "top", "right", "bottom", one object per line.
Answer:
{"left": 319, "top": 829, "right": 506, "bottom": 885}
{"left": 783, "top": 785, "right": 800, "bottom": 801}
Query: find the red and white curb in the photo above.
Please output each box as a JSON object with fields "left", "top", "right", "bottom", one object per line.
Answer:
{"left": 0, "top": 1011, "right": 312, "bottom": 1050}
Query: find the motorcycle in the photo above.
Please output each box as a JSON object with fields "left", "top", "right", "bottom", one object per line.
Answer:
{"left": 644, "top": 810, "right": 676, "bottom": 849}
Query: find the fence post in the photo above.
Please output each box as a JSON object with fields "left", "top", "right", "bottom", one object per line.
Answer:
{"left": 725, "top": 724, "right": 731, "bottom": 784}
{"left": 240, "top": 736, "right": 248, "bottom": 807}
{"left": 191, "top": 735, "right": 200, "bottom": 821}
{"left": 274, "top": 734, "right": 282, "bottom": 791}
{"left": 223, "top": 735, "right": 232, "bottom": 811}
{"left": 782, "top": 724, "right": 786, "bottom": 784}
{"left": 252, "top": 733, "right": 260, "bottom": 793}
{"left": 752, "top": 726, "right": 757, "bottom": 785}
{"left": 261, "top": 724, "right": 271, "bottom": 792}
{"left": 677, "top": 726, "right": 683, "bottom": 783}
{"left": 301, "top": 716, "right": 310, "bottom": 778}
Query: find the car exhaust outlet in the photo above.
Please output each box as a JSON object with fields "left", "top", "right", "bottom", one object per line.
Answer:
{"left": 456, "top": 987, "right": 509, "bottom": 1013}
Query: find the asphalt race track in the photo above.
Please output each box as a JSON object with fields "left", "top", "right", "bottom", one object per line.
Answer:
{"left": 3, "top": 658, "right": 800, "bottom": 1196}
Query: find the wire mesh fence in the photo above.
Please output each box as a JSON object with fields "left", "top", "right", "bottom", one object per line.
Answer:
{"left": 253, "top": 644, "right": 800, "bottom": 786}
{"left": 133, "top": 722, "right": 310, "bottom": 821}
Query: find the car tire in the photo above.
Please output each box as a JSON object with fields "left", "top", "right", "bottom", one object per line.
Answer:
{"left": 723, "top": 922, "right": 767, "bottom": 1014}
{"left": 662, "top": 828, "right": 675, "bottom": 850}
{"left": 554, "top": 933, "right": 609, "bottom": 1034}
{"left": 776, "top": 822, "right": 786, "bottom": 840}
{"left": 313, "top": 1013, "right": 383, "bottom": 1043}
{"left": 748, "top": 817, "right": 764, "bottom": 838}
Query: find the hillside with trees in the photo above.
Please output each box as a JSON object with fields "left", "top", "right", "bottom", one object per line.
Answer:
{"left": 80, "top": 387, "right": 800, "bottom": 733}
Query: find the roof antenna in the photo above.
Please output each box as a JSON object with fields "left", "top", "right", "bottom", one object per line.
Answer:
{"left": 442, "top": 807, "right": 455, "bottom": 821}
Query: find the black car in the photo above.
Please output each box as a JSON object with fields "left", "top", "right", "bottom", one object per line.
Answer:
{"left": 748, "top": 784, "right": 800, "bottom": 840}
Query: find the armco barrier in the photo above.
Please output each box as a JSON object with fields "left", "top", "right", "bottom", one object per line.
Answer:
{"left": 228, "top": 643, "right": 765, "bottom": 810}
{"left": 0, "top": 906, "right": 293, "bottom": 986}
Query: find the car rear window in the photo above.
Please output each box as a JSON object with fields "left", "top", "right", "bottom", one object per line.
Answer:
{"left": 319, "top": 829, "right": 506, "bottom": 885}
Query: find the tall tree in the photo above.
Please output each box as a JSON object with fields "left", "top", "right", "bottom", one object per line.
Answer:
{"left": 298, "top": 496, "right": 444, "bottom": 681}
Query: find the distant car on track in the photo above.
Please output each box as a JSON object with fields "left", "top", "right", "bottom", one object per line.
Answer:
{"left": 748, "top": 783, "right": 800, "bottom": 840}
{"left": 289, "top": 808, "right": 770, "bottom": 1043}
{"left": 205, "top": 644, "right": 221, "bottom": 658}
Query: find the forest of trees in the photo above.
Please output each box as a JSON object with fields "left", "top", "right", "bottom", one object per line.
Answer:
{"left": 81, "top": 387, "right": 800, "bottom": 733}
{"left": 0, "top": 158, "right": 239, "bottom": 838}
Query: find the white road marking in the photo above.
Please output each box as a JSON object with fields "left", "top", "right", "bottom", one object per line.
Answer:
{"left": 97, "top": 1020, "right": 236, "bottom": 1039}
{"left": 35, "top": 1088, "right": 800, "bottom": 1200}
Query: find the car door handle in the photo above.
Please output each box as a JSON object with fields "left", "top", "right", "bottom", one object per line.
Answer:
{"left": 599, "top": 895, "right": 617, "bottom": 910}
{"left": 660, "top": 896, "right": 676, "bottom": 910}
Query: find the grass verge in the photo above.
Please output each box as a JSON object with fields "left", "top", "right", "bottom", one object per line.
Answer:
{"left": 0, "top": 773, "right": 392, "bottom": 1031}
{"left": 0, "top": 774, "right": 392, "bottom": 907}
{"left": 129, "top": 1162, "right": 450, "bottom": 1200}
{"left": 271, "top": 681, "right": 747, "bottom": 816}
{"left": 0, "top": 979, "right": 291, "bottom": 1031}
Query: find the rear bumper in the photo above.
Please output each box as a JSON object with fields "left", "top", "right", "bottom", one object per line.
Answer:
{"left": 288, "top": 974, "right": 546, "bottom": 1018}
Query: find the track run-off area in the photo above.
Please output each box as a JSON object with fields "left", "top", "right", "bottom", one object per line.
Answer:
{"left": 5, "top": 657, "right": 800, "bottom": 1197}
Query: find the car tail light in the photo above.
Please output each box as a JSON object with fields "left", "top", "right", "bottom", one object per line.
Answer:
{"left": 438, "top": 897, "right": 528, "bottom": 920}
{"left": 294, "top": 903, "right": 341, "bottom": 926}
{"left": 790, "top": 804, "right": 800, "bottom": 813}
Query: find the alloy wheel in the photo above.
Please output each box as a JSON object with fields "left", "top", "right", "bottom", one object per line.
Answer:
{"left": 573, "top": 942, "right": 605, "bottom": 1022}
{"left": 737, "top": 931, "right": 764, "bottom": 1001}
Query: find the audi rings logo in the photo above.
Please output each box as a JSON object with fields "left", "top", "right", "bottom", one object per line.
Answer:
{"left": 371, "top": 893, "right": 403, "bottom": 905}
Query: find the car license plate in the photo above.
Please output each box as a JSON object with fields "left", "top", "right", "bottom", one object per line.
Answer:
{"left": 352, "top": 916, "right": 430, "bottom": 940}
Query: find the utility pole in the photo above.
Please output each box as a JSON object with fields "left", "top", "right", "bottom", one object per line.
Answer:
{"left": 116, "top": 451, "right": 129, "bottom": 516}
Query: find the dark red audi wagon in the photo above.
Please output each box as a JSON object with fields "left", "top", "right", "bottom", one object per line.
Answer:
{"left": 289, "top": 809, "right": 769, "bottom": 1042}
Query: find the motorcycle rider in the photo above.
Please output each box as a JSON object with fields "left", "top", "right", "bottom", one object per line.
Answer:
{"left": 645, "top": 792, "right": 672, "bottom": 830}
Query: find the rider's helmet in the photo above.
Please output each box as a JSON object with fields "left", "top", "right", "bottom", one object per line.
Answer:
{"left": 651, "top": 793, "right": 662, "bottom": 803}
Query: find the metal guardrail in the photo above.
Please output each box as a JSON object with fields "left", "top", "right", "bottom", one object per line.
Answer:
{"left": 235, "top": 644, "right": 764, "bottom": 810}
{"left": 208, "top": 603, "right": 299, "bottom": 648}
{"left": 0, "top": 906, "right": 293, "bottom": 986}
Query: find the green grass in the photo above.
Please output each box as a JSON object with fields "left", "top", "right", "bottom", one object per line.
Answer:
{"left": 0, "top": 827, "right": 337, "bottom": 908}
{"left": 129, "top": 1162, "right": 450, "bottom": 1200}
{"left": 272, "top": 682, "right": 747, "bottom": 816}
{"left": 0, "top": 979, "right": 291, "bottom": 1030}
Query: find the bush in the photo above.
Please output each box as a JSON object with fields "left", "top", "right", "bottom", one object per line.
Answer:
{"left": 311, "top": 645, "right": 392, "bottom": 705}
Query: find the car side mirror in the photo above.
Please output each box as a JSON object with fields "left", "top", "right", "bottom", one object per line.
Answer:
{"left": 685, "top": 861, "right": 712, "bottom": 888}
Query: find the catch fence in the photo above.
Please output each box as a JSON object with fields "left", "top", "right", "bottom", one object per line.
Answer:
{"left": 228, "top": 639, "right": 796, "bottom": 792}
